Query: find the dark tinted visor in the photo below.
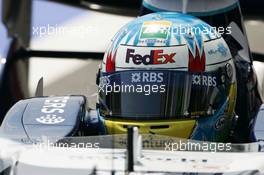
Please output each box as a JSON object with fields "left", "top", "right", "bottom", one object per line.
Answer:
{"left": 98, "top": 69, "right": 233, "bottom": 120}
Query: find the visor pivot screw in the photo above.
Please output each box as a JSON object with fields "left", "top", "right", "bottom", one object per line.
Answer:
{"left": 225, "top": 63, "right": 233, "bottom": 79}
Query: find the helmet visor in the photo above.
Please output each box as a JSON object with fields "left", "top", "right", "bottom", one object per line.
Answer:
{"left": 98, "top": 68, "right": 234, "bottom": 120}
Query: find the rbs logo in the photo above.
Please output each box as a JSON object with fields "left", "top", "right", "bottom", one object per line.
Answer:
{"left": 125, "top": 49, "right": 176, "bottom": 65}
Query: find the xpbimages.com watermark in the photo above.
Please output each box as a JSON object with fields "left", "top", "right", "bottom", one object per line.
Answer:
{"left": 164, "top": 140, "right": 232, "bottom": 152}
{"left": 33, "top": 140, "right": 100, "bottom": 150}
{"left": 20, "top": 137, "right": 100, "bottom": 150}
{"left": 32, "top": 24, "right": 96, "bottom": 38}
{"left": 32, "top": 23, "right": 232, "bottom": 38}
{"left": 99, "top": 72, "right": 166, "bottom": 96}
{"left": 172, "top": 24, "right": 232, "bottom": 36}
{"left": 99, "top": 82, "right": 166, "bottom": 96}
{"left": 116, "top": 136, "right": 233, "bottom": 152}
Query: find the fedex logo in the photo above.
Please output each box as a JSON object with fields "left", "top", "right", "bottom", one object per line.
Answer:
{"left": 125, "top": 49, "right": 176, "bottom": 65}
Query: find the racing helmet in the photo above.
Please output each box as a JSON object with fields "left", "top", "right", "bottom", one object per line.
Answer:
{"left": 97, "top": 12, "right": 237, "bottom": 142}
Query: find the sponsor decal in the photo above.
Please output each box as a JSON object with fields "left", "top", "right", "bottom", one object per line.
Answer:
{"left": 139, "top": 39, "right": 166, "bottom": 45}
{"left": 36, "top": 96, "right": 69, "bottom": 124}
{"left": 192, "top": 74, "right": 217, "bottom": 87}
{"left": 208, "top": 43, "right": 228, "bottom": 57}
{"left": 131, "top": 72, "right": 163, "bottom": 83}
{"left": 125, "top": 49, "right": 176, "bottom": 65}
{"left": 131, "top": 73, "right": 141, "bottom": 83}
{"left": 140, "top": 20, "right": 172, "bottom": 40}
{"left": 36, "top": 114, "right": 65, "bottom": 124}
{"left": 188, "top": 45, "right": 206, "bottom": 72}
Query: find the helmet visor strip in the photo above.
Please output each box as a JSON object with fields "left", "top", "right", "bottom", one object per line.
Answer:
{"left": 98, "top": 68, "right": 233, "bottom": 120}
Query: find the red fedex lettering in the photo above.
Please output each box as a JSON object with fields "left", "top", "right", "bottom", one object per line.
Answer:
{"left": 163, "top": 53, "right": 176, "bottom": 63}
{"left": 126, "top": 49, "right": 176, "bottom": 65}
{"left": 153, "top": 50, "right": 163, "bottom": 64}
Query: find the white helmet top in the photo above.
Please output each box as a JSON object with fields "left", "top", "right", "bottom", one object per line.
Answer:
{"left": 102, "top": 12, "right": 232, "bottom": 73}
